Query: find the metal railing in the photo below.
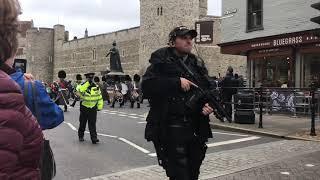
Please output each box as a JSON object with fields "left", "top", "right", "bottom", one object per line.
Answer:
{"left": 217, "top": 86, "right": 320, "bottom": 136}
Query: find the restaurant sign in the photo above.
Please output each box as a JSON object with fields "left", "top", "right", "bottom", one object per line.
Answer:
{"left": 220, "top": 30, "right": 320, "bottom": 55}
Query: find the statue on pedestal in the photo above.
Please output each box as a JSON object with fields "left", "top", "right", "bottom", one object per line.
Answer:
{"left": 106, "top": 41, "right": 123, "bottom": 73}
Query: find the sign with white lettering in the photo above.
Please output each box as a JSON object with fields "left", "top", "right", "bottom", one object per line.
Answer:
{"left": 195, "top": 21, "right": 214, "bottom": 44}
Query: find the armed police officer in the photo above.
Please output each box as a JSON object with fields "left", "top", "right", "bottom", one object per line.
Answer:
{"left": 142, "top": 26, "right": 215, "bottom": 180}
{"left": 77, "top": 73, "right": 104, "bottom": 144}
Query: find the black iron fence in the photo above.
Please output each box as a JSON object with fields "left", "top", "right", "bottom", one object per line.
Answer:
{"left": 217, "top": 86, "right": 320, "bottom": 136}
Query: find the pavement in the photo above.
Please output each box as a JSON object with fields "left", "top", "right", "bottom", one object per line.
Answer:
{"left": 81, "top": 140, "right": 320, "bottom": 180}
{"left": 210, "top": 113, "right": 320, "bottom": 141}
{"left": 46, "top": 103, "right": 283, "bottom": 180}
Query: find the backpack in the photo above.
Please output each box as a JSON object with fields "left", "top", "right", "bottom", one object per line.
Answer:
{"left": 24, "top": 80, "right": 64, "bottom": 129}
{"left": 24, "top": 81, "right": 57, "bottom": 180}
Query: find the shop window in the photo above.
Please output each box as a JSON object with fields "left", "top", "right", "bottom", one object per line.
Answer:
{"left": 247, "top": 0, "right": 263, "bottom": 32}
{"left": 252, "top": 56, "right": 293, "bottom": 87}
{"left": 302, "top": 54, "right": 320, "bottom": 87}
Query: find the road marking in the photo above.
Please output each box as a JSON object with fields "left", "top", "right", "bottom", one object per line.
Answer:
{"left": 108, "top": 113, "right": 117, "bottom": 115}
{"left": 280, "top": 172, "right": 290, "bottom": 175}
{"left": 118, "top": 137, "right": 150, "bottom": 154}
{"left": 64, "top": 122, "right": 77, "bottom": 131}
{"left": 138, "top": 121, "right": 147, "bottom": 124}
{"left": 148, "top": 153, "right": 157, "bottom": 157}
{"left": 206, "top": 136, "right": 261, "bottom": 148}
{"left": 97, "top": 133, "right": 118, "bottom": 138}
{"left": 64, "top": 122, "right": 152, "bottom": 154}
{"left": 129, "top": 113, "right": 138, "bottom": 116}
{"left": 305, "top": 164, "right": 315, "bottom": 167}
{"left": 128, "top": 116, "right": 139, "bottom": 119}
{"left": 148, "top": 136, "right": 261, "bottom": 157}
{"left": 118, "top": 114, "right": 128, "bottom": 117}
{"left": 212, "top": 131, "right": 250, "bottom": 137}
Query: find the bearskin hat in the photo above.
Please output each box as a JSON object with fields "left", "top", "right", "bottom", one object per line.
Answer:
{"left": 58, "top": 70, "right": 67, "bottom": 79}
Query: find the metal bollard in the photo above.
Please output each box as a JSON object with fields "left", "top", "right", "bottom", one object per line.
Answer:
{"left": 310, "top": 85, "right": 317, "bottom": 136}
{"left": 259, "top": 86, "right": 263, "bottom": 128}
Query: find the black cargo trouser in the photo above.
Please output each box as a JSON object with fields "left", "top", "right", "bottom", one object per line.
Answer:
{"left": 78, "top": 104, "right": 98, "bottom": 140}
{"left": 163, "top": 123, "right": 207, "bottom": 180}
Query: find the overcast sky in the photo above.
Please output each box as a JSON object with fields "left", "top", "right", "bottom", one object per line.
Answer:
{"left": 19, "top": 0, "right": 222, "bottom": 38}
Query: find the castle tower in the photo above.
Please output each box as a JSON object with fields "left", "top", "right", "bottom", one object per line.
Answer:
{"left": 53, "top": 24, "right": 66, "bottom": 80}
{"left": 139, "top": 0, "right": 208, "bottom": 70}
{"left": 26, "top": 28, "right": 54, "bottom": 82}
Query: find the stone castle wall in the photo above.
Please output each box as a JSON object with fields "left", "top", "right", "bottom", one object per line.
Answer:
{"left": 21, "top": 0, "right": 247, "bottom": 83}
{"left": 53, "top": 26, "right": 140, "bottom": 81}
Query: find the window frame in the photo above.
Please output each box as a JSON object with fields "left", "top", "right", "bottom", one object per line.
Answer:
{"left": 246, "top": 0, "right": 264, "bottom": 33}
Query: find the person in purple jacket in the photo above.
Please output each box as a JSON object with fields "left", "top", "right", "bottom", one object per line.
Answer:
{"left": 0, "top": 0, "right": 44, "bottom": 179}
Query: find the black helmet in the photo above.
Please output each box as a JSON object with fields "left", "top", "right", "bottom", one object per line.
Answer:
{"left": 76, "top": 74, "right": 82, "bottom": 81}
{"left": 133, "top": 74, "right": 141, "bottom": 82}
{"left": 84, "top": 72, "right": 95, "bottom": 79}
{"left": 58, "top": 70, "right": 66, "bottom": 79}
{"left": 94, "top": 76, "right": 100, "bottom": 83}
{"left": 169, "top": 26, "right": 198, "bottom": 43}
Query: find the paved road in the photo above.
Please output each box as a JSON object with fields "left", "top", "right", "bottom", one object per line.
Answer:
{"left": 45, "top": 103, "right": 280, "bottom": 180}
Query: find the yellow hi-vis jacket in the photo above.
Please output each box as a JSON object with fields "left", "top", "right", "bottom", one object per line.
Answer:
{"left": 76, "top": 81, "right": 104, "bottom": 110}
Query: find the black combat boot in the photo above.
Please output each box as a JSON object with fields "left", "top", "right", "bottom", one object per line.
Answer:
{"left": 92, "top": 139, "right": 100, "bottom": 144}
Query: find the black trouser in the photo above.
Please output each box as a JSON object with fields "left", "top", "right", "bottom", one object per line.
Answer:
{"left": 78, "top": 104, "right": 98, "bottom": 141}
{"left": 159, "top": 126, "right": 207, "bottom": 180}
{"left": 71, "top": 99, "right": 77, "bottom": 107}
{"left": 223, "top": 94, "right": 233, "bottom": 118}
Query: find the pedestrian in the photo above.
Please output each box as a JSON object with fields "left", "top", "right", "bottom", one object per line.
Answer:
{"left": 0, "top": 0, "right": 44, "bottom": 179}
{"left": 220, "top": 66, "right": 237, "bottom": 122}
{"left": 56, "top": 70, "right": 70, "bottom": 112}
{"left": 102, "top": 76, "right": 111, "bottom": 104}
{"left": 76, "top": 73, "right": 104, "bottom": 144}
{"left": 121, "top": 77, "right": 129, "bottom": 106}
{"left": 111, "top": 75, "right": 123, "bottom": 108}
{"left": 130, "top": 74, "right": 142, "bottom": 108}
{"left": 10, "top": 69, "right": 64, "bottom": 180}
{"left": 94, "top": 76, "right": 108, "bottom": 102}
{"left": 142, "top": 26, "right": 214, "bottom": 180}
{"left": 71, "top": 74, "right": 83, "bottom": 107}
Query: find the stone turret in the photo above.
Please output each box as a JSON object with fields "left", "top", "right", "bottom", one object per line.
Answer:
{"left": 85, "top": 28, "right": 88, "bottom": 38}
{"left": 26, "top": 28, "right": 54, "bottom": 82}
{"left": 139, "top": 0, "right": 207, "bottom": 70}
